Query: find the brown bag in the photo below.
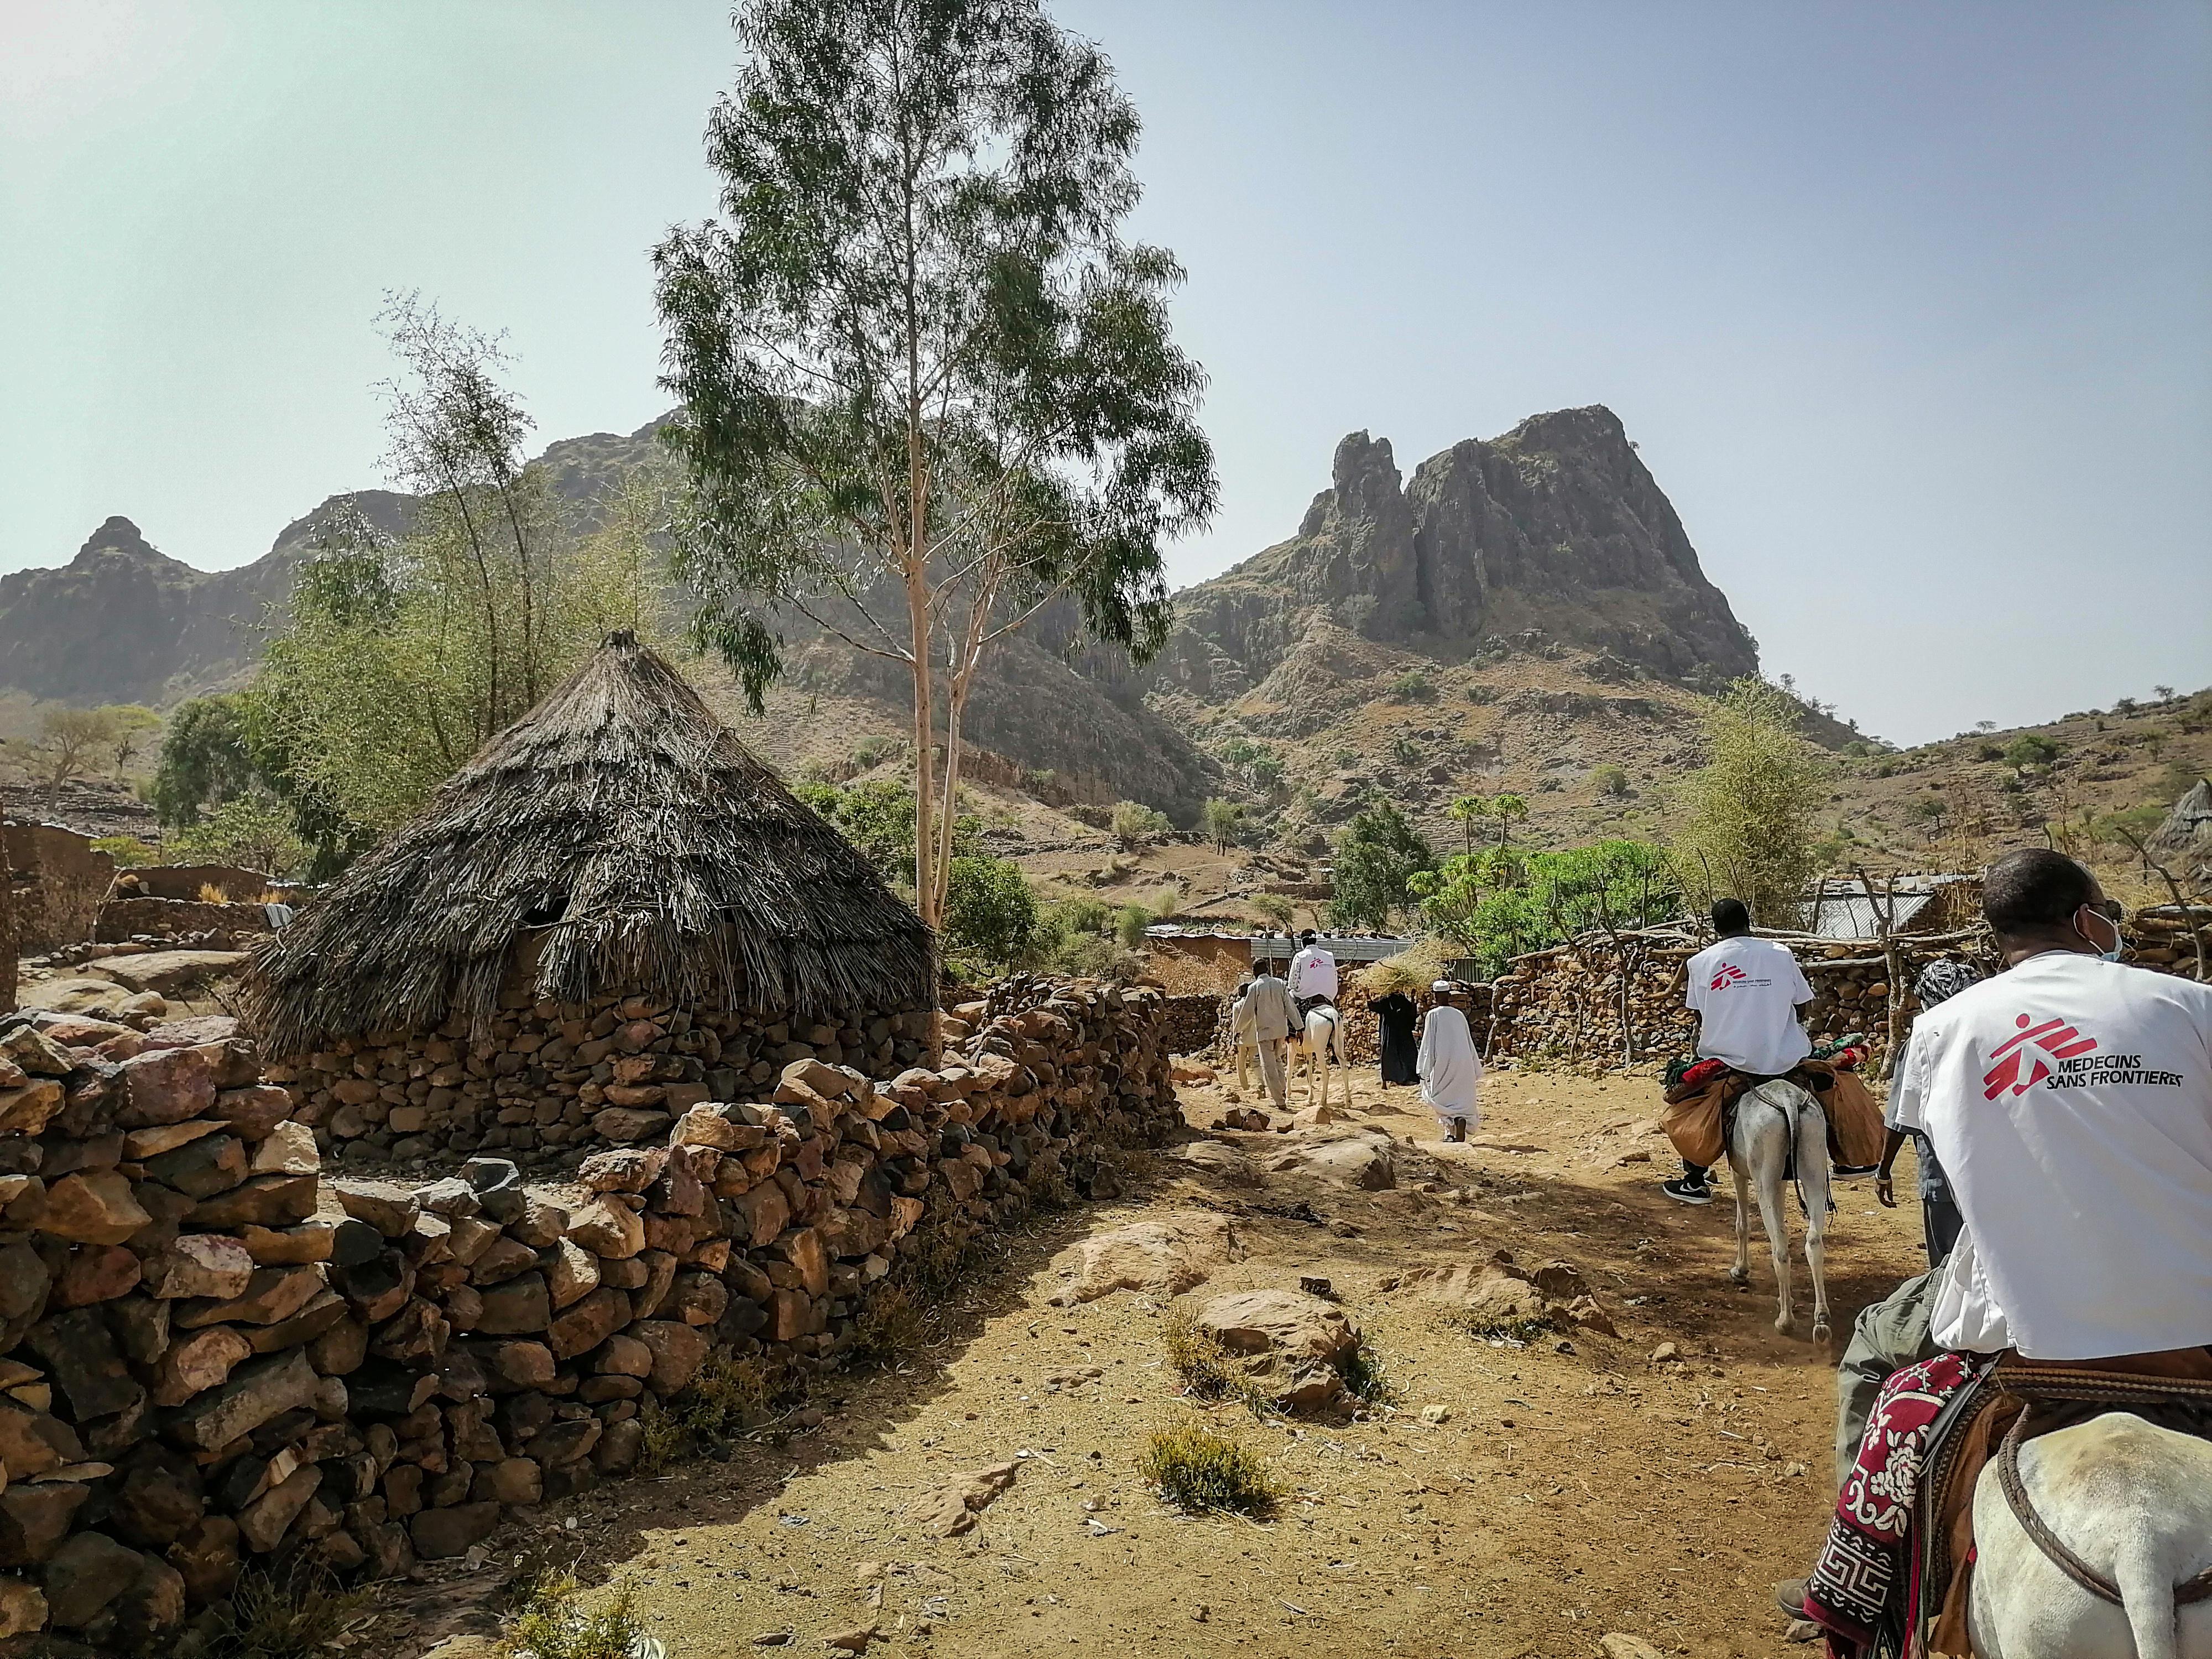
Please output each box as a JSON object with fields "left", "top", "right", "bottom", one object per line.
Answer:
{"left": 1801, "top": 1060, "right": 1886, "bottom": 1167}
{"left": 1658, "top": 1078, "right": 1729, "bottom": 1168}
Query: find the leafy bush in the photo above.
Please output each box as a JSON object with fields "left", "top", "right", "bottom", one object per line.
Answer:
{"left": 1249, "top": 892, "right": 1295, "bottom": 928}
{"left": 637, "top": 1351, "right": 791, "bottom": 1473}
{"left": 1140, "top": 1419, "right": 1282, "bottom": 1515}
{"left": 1110, "top": 799, "right": 1170, "bottom": 847}
{"left": 166, "top": 796, "right": 308, "bottom": 879}
{"left": 1589, "top": 764, "right": 1629, "bottom": 797}
{"left": 1388, "top": 669, "right": 1434, "bottom": 702}
{"left": 852, "top": 734, "right": 899, "bottom": 769}
{"left": 942, "top": 854, "right": 1039, "bottom": 968}
{"left": 1465, "top": 682, "right": 1500, "bottom": 705}
{"left": 1114, "top": 902, "right": 1155, "bottom": 948}
{"left": 497, "top": 1572, "right": 646, "bottom": 1659}
{"left": 1411, "top": 839, "right": 1677, "bottom": 977}
{"left": 2004, "top": 733, "right": 2060, "bottom": 770}
{"left": 91, "top": 834, "right": 159, "bottom": 866}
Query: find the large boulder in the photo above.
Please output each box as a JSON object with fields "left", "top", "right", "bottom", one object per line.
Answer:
{"left": 1257, "top": 1125, "right": 1397, "bottom": 1190}
{"left": 1194, "top": 1287, "right": 1361, "bottom": 1411}
{"left": 86, "top": 951, "right": 250, "bottom": 998}
{"left": 1047, "top": 1211, "right": 1239, "bottom": 1306}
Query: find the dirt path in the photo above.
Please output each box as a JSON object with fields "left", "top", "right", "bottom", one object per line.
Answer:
{"left": 404, "top": 1062, "right": 1928, "bottom": 1659}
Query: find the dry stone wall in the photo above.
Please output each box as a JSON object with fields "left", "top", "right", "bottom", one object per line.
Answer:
{"left": 0, "top": 977, "right": 1175, "bottom": 1651}
{"left": 271, "top": 997, "right": 941, "bottom": 1166}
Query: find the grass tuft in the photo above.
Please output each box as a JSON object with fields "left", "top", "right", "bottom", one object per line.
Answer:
{"left": 637, "top": 1350, "right": 792, "bottom": 1474}
{"left": 1333, "top": 1332, "right": 1400, "bottom": 1406}
{"left": 847, "top": 1282, "right": 928, "bottom": 1370}
{"left": 497, "top": 1571, "right": 646, "bottom": 1659}
{"left": 1140, "top": 1418, "right": 1283, "bottom": 1516}
{"left": 208, "top": 1563, "right": 372, "bottom": 1659}
{"left": 1449, "top": 1310, "right": 1557, "bottom": 1345}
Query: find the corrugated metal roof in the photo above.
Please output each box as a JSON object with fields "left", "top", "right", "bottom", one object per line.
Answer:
{"left": 1802, "top": 892, "right": 1935, "bottom": 940}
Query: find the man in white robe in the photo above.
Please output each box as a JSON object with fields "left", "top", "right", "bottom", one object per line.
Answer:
{"left": 1417, "top": 981, "right": 1483, "bottom": 1142}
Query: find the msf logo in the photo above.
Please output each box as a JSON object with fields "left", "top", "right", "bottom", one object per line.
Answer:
{"left": 1709, "top": 964, "right": 1748, "bottom": 992}
{"left": 1983, "top": 1014, "right": 2098, "bottom": 1100}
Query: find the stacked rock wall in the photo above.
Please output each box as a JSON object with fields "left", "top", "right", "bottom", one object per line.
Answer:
{"left": 271, "top": 997, "right": 940, "bottom": 1165}
{"left": 0, "top": 978, "right": 1175, "bottom": 1650}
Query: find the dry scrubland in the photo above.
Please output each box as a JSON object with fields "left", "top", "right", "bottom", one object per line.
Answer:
{"left": 387, "top": 1062, "right": 1927, "bottom": 1659}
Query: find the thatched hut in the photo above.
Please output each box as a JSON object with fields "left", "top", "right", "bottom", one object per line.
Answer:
{"left": 247, "top": 632, "right": 937, "bottom": 1162}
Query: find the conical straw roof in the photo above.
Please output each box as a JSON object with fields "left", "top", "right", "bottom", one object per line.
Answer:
{"left": 244, "top": 632, "right": 933, "bottom": 1052}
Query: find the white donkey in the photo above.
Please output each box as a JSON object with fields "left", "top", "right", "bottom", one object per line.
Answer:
{"left": 1723, "top": 1079, "right": 1833, "bottom": 1344}
{"left": 1969, "top": 1412, "right": 2212, "bottom": 1659}
{"left": 1288, "top": 1004, "right": 1349, "bottom": 1110}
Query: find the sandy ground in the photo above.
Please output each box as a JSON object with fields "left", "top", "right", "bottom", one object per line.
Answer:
{"left": 392, "top": 1060, "right": 1931, "bottom": 1659}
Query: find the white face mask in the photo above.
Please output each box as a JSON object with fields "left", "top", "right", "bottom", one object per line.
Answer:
{"left": 2079, "top": 906, "right": 2125, "bottom": 962}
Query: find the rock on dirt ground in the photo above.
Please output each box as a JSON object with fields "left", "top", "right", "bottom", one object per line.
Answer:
{"left": 363, "top": 1063, "right": 1932, "bottom": 1659}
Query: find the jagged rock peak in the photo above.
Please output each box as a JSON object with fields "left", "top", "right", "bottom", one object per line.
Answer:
{"left": 77, "top": 515, "right": 161, "bottom": 560}
{"left": 1162, "top": 402, "right": 1761, "bottom": 692}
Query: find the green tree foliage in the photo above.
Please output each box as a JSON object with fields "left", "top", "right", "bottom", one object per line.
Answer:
{"left": 165, "top": 797, "right": 310, "bottom": 881}
{"left": 150, "top": 696, "right": 261, "bottom": 826}
{"left": 1411, "top": 839, "right": 1679, "bottom": 978}
{"left": 1674, "top": 677, "right": 1827, "bottom": 926}
{"left": 1110, "top": 800, "right": 1170, "bottom": 848}
{"left": 2004, "top": 733, "right": 2060, "bottom": 771}
{"left": 1486, "top": 792, "right": 1528, "bottom": 848}
{"left": 653, "top": 0, "right": 1217, "bottom": 931}
{"left": 255, "top": 302, "right": 669, "bottom": 851}
{"left": 1327, "top": 801, "right": 1434, "bottom": 932}
{"left": 1590, "top": 764, "right": 1629, "bottom": 798}
{"left": 794, "top": 779, "right": 979, "bottom": 888}
{"left": 1447, "top": 795, "right": 1487, "bottom": 858}
{"left": 1200, "top": 797, "right": 1243, "bottom": 854}
{"left": 941, "top": 855, "right": 1039, "bottom": 971}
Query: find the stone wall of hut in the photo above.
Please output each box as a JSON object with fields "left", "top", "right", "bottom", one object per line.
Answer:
{"left": 0, "top": 977, "right": 1174, "bottom": 1647}
{"left": 270, "top": 996, "right": 942, "bottom": 1166}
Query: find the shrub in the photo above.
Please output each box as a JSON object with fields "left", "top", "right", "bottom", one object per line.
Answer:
{"left": 1162, "top": 1307, "right": 1239, "bottom": 1401}
{"left": 1465, "top": 682, "right": 1500, "bottom": 705}
{"left": 1332, "top": 1333, "right": 1399, "bottom": 1406}
{"left": 1201, "top": 796, "right": 1244, "bottom": 853}
{"left": 852, "top": 734, "right": 898, "bottom": 769}
{"left": 942, "top": 854, "right": 1038, "bottom": 968}
{"left": 1589, "top": 764, "right": 1629, "bottom": 797}
{"left": 91, "top": 834, "right": 159, "bottom": 865}
{"left": 1388, "top": 669, "right": 1434, "bottom": 702}
{"left": 1140, "top": 1419, "right": 1282, "bottom": 1515}
{"left": 1113, "top": 902, "right": 1154, "bottom": 948}
{"left": 208, "top": 1563, "right": 372, "bottom": 1659}
{"left": 848, "top": 1284, "right": 928, "bottom": 1370}
{"left": 638, "top": 1351, "right": 791, "bottom": 1472}
{"left": 2004, "top": 733, "right": 2059, "bottom": 770}
{"left": 497, "top": 1572, "right": 646, "bottom": 1659}
{"left": 1249, "top": 893, "right": 1295, "bottom": 928}
{"left": 1110, "top": 799, "right": 1170, "bottom": 848}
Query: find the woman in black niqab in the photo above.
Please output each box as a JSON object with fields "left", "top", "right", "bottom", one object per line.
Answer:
{"left": 1374, "top": 990, "right": 1418, "bottom": 1086}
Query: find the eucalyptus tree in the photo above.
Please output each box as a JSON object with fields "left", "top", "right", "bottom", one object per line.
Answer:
{"left": 653, "top": 0, "right": 1216, "bottom": 928}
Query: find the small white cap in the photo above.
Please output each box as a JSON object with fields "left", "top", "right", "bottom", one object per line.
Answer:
{"left": 1431, "top": 979, "right": 1455, "bottom": 992}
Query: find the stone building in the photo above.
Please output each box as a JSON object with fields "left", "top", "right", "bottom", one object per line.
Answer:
{"left": 244, "top": 632, "right": 936, "bottom": 1163}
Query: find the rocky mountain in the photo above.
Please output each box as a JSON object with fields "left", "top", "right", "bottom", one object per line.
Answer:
{"left": 2, "top": 403, "right": 1806, "bottom": 833}
{"left": 1150, "top": 406, "right": 1760, "bottom": 707}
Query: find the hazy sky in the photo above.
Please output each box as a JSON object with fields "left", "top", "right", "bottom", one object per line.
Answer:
{"left": 4, "top": 0, "right": 2208, "bottom": 745}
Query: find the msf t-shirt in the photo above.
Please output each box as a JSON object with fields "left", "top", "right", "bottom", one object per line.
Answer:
{"left": 1684, "top": 936, "right": 1814, "bottom": 1076}
{"left": 1890, "top": 953, "right": 2212, "bottom": 1360}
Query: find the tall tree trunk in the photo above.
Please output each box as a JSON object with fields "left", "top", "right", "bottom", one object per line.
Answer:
{"left": 0, "top": 791, "right": 16, "bottom": 1015}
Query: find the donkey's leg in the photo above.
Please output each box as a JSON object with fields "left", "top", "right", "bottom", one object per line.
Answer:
{"left": 1752, "top": 1140, "right": 1796, "bottom": 1337}
{"left": 1800, "top": 1104, "right": 1833, "bottom": 1347}
{"left": 1728, "top": 1155, "right": 1752, "bottom": 1288}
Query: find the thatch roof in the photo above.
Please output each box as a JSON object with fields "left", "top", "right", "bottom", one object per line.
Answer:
{"left": 244, "top": 632, "right": 934, "bottom": 1053}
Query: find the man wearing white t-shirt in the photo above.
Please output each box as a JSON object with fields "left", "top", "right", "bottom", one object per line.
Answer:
{"left": 1663, "top": 898, "right": 1815, "bottom": 1204}
{"left": 1287, "top": 931, "right": 1339, "bottom": 1018}
{"left": 1772, "top": 848, "right": 2212, "bottom": 1633}
{"left": 1887, "top": 848, "right": 2212, "bottom": 1361}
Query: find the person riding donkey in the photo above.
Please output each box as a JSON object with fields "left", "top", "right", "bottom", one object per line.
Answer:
{"left": 1658, "top": 898, "right": 1885, "bottom": 1206}
{"left": 1288, "top": 930, "right": 1339, "bottom": 1021}
{"left": 1779, "top": 849, "right": 2212, "bottom": 1654}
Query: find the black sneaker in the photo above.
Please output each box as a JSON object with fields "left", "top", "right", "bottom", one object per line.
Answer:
{"left": 1661, "top": 1177, "right": 1713, "bottom": 1206}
